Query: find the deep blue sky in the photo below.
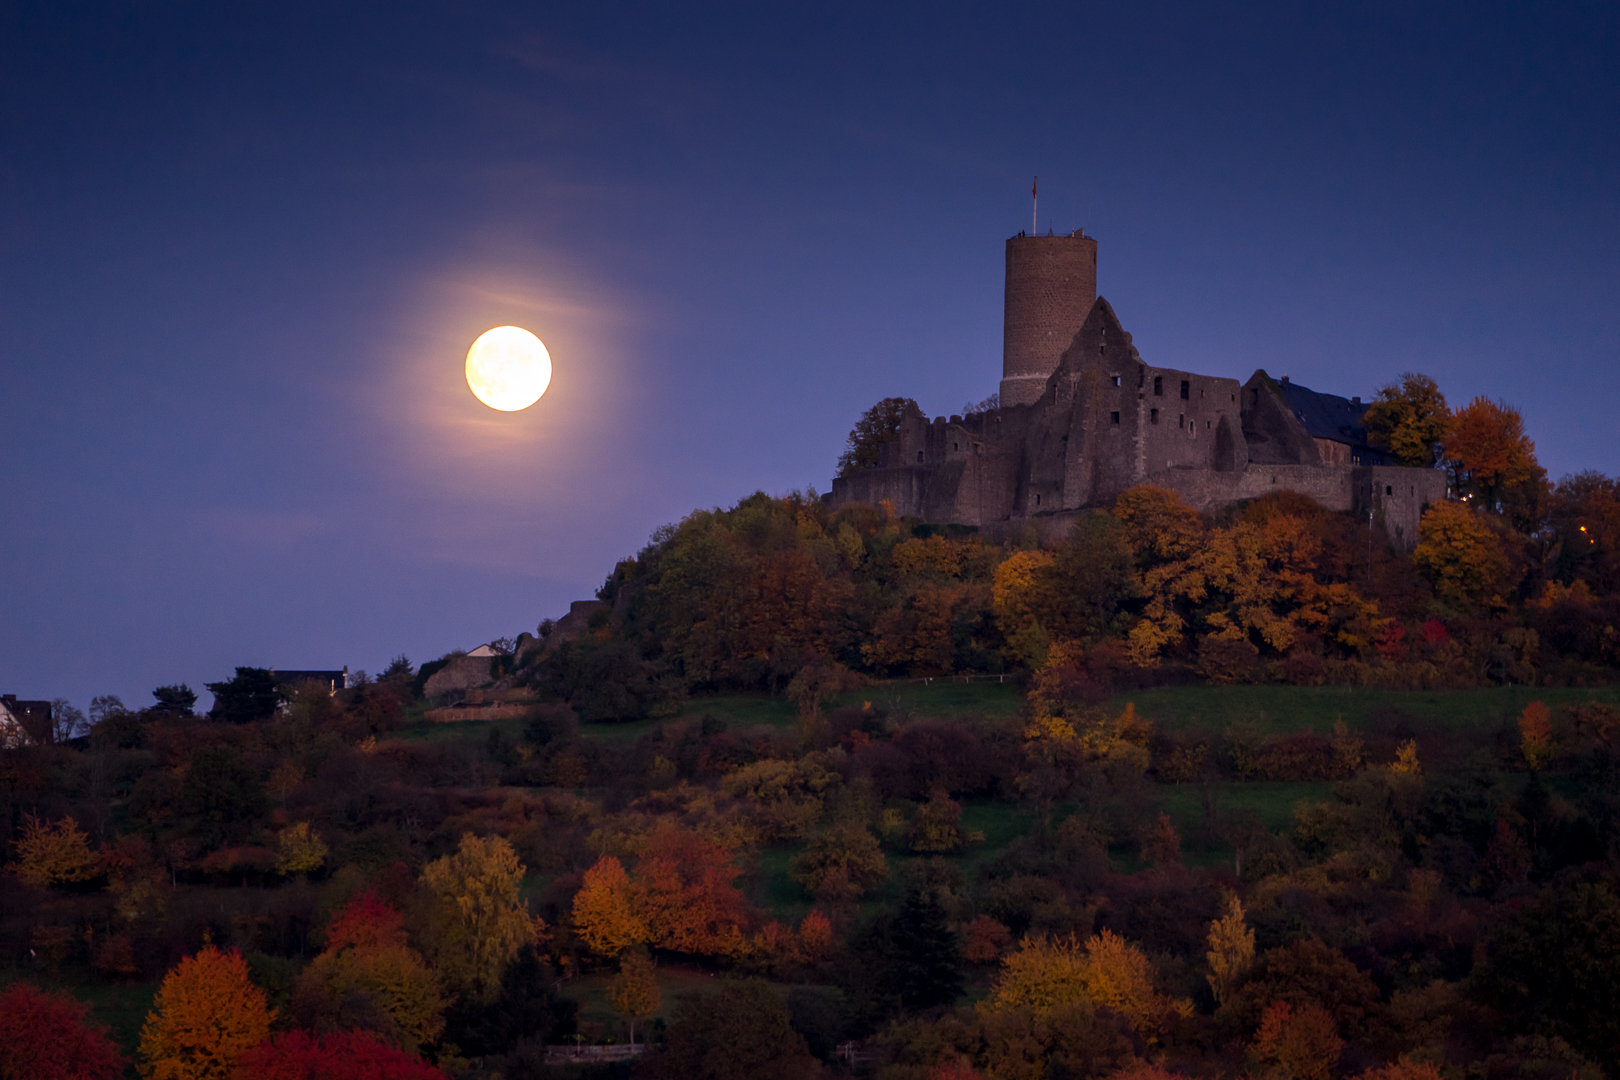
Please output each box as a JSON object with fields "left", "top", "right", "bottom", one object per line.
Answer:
{"left": 3, "top": 2, "right": 1616, "bottom": 711}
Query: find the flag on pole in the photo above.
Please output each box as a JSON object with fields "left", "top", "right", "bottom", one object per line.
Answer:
{"left": 1032, "top": 176, "right": 1037, "bottom": 199}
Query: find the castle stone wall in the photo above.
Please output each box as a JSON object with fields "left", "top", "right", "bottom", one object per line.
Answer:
{"left": 1001, "top": 233, "right": 1097, "bottom": 407}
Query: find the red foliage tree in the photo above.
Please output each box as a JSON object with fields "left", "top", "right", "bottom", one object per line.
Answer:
{"left": 324, "top": 890, "right": 407, "bottom": 953}
{"left": 232, "top": 1029, "right": 449, "bottom": 1079}
{"left": 0, "top": 981, "right": 127, "bottom": 1080}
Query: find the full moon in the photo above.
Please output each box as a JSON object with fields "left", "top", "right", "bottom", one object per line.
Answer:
{"left": 464, "top": 326, "right": 552, "bottom": 411}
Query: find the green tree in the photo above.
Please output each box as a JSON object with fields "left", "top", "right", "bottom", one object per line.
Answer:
{"left": 837, "top": 397, "right": 922, "bottom": 477}
{"left": 858, "top": 887, "right": 963, "bottom": 1015}
{"left": 1477, "top": 868, "right": 1620, "bottom": 1075}
{"left": 649, "top": 980, "right": 818, "bottom": 1080}
{"left": 204, "top": 668, "right": 282, "bottom": 724}
{"left": 1363, "top": 373, "right": 1451, "bottom": 467}
{"left": 179, "top": 746, "right": 268, "bottom": 847}
{"left": 152, "top": 684, "right": 198, "bottom": 714}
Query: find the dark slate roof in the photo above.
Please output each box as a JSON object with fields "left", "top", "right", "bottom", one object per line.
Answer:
{"left": 1277, "top": 380, "right": 1372, "bottom": 448}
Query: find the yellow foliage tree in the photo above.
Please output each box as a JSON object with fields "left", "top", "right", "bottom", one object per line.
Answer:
{"left": 274, "top": 822, "right": 329, "bottom": 876}
{"left": 572, "top": 855, "right": 649, "bottom": 957}
{"left": 1391, "top": 740, "right": 1421, "bottom": 775}
{"left": 14, "top": 814, "right": 100, "bottom": 888}
{"left": 298, "top": 943, "right": 446, "bottom": 1053}
{"left": 983, "top": 930, "right": 1170, "bottom": 1037}
{"left": 1205, "top": 894, "right": 1256, "bottom": 1005}
{"left": 1411, "top": 501, "right": 1513, "bottom": 609}
{"left": 419, "top": 833, "right": 536, "bottom": 1001}
{"left": 993, "top": 549, "right": 1057, "bottom": 663}
{"left": 138, "top": 946, "right": 273, "bottom": 1080}
{"left": 610, "top": 950, "right": 661, "bottom": 1046}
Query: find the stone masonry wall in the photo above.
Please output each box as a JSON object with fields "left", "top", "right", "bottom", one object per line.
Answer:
{"left": 1001, "top": 233, "right": 1097, "bottom": 406}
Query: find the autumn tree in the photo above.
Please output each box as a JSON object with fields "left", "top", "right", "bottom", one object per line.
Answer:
{"left": 610, "top": 950, "right": 661, "bottom": 1046}
{"left": 1252, "top": 1000, "right": 1344, "bottom": 1080}
{"left": 0, "top": 981, "right": 127, "bottom": 1080}
{"left": 790, "top": 824, "right": 888, "bottom": 903}
{"left": 1142, "top": 813, "right": 1182, "bottom": 866}
{"left": 837, "top": 396, "right": 923, "bottom": 476}
{"left": 1205, "top": 894, "right": 1256, "bottom": 1005}
{"left": 573, "top": 855, "right": 649, "bottom": 957}
{"left": 984, "top": 930, "right": 1172, "bottom": 1037}
{"left": 419, "top": 833, "right": 536, "bottom": 1001}
{"left": 13, "top": 814, "right": 100, "bottom": 887}
{"left": 230, "top": 1029, "right": 449, "bottom": 1080}
{"left": 1447, "top": 395, "right": 1548, "bottom": 529}
{"left": 294, "top": 892, "right": 446, "bottom": 1054}
{"left": 1363, "top": 373, "right": 1451, "bottom": 468}
{"left": 634, "top": 824, "right": 750, "bottom": 955}
{"left": 992, "top": 549, "right": 1058, "bottom": 664}
{"left": 275, "top": 822, "right": 328, "bottom": 876}
{"left": 139, "top": 946, "right": 275, "bottom": 1080}
{"left": 1411, "top": 501, "right": 1513, "bottom": 609}
{"left": 1549, "top": 471, "right": 1620, "bottom": 594}
{"left": 1519, "top": 700, "right": 1553, "bottom": 770}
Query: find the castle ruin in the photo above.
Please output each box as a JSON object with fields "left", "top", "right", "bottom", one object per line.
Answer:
{"left": 829, "top": 232, "right": 1446, "bottom": 547}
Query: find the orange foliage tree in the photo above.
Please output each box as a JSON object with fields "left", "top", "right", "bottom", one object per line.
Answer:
{"left": 139, "top": 946, "right": 274, "bottom": 1080}
{"left": 634, "top": 823, "right": 750, "bottom": 955}
{"left": 1252, "top": 1000, "right": 1344, "bottom": 1080}
{"left": 1519, "top": 700, "right": 1553, "bottom": 770}
{"left": 573, "top": 855, "right": 649, "bottom": 958}
{"left": 0, "top": 981, "right": 127, "bottom": 1080}
{"left": 1447, "top": 395, "right": 1547, "bottom": 527}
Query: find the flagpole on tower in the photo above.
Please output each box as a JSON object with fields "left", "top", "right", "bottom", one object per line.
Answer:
{"left": 1032, "top": 176, "right": 1037, "bottom": 235}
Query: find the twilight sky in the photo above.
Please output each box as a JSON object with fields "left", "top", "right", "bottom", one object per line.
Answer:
{"left": 3, "top": 2, "right": 1616, "bottom": 711}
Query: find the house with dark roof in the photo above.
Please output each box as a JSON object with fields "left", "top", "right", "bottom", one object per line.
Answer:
{"left": 0, "top": 695, "right": 53, "bottom": 748}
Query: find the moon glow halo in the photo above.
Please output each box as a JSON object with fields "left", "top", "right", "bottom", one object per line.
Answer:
{"left": 464, "top": 326, "right": 552, "bottom": 411}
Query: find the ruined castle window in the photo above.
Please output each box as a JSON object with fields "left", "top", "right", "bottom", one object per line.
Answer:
{"left": 1206, "top": 420, "right": 1212, "bottom": 429}
{"left": 1150, "top": 408, "right": 1159, "bottom": 424}
{"left": 1180, "top": 380, "right": 1190, "bottom": 400}
{"left": 918, "top": 451, "right": 925, "bottom": 463}
{"left": 1386, "top": 485, "right": 1393, "bottom": 496}
{"left": 1110, "top": 374, "right": 1120, "bottom": 386}
{"left": 1111, "top": 411, "right": 1120, "bottom": 425}
{"left": 1154, "top": 376, "right": 1163, "bottom": 396}
{"left": 953, "top": 442, "right": 958, "bottom": 451}
{"left": 1138, "top": 368, "right": 1145, "bottom": 388}
{"left": 1035, "top": 494, "right": 1041, "bottom": 506}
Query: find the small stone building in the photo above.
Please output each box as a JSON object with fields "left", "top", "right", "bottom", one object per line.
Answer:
{"left": 830, "top": 233, "right": 1445, "bottom": 547}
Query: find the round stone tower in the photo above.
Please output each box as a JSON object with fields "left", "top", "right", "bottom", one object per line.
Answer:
{"left": 1000, "top": 231, "right": 1098, "bottom": 407}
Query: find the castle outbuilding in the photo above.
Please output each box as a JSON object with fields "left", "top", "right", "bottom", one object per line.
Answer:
{"left": 829, "top": 232, "right": 1446, "bottom": 547}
